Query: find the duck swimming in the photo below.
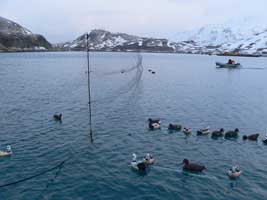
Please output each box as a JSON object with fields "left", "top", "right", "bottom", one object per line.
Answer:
{"left": 0, "top": 145, "right": 12, "bottom": 157}
{"left": 131, "top": 153, "right": 146, "bottom": 171}
{"left": 262, "top": 135, "right": 267, "bottom": 144}
{"left": 197, "top": 126, "right": 210, "bottom": 135}
{"left": 143, "top": 153, "right": 155, "bottom": 165}
{"left": 148, "top": 118, "right": 160, "bottom": 124}
{"left": 168, "top": 123, "right": 182, "bottom": 131}
{"left": 227, "top": 166, "right": 241, "bottom": 179}
{"left": 183, "top": 127, "right": 191, "bottom": 135}
{"left": 211, "top": 128, "right": 224, "bottom": 138}
{"left": 182, "top": 159, "right": 206, "bottom": 172}
{"left": 225, "top": 128, "right": 239, "bottom": 139}
{"left": 243, "top": 133, "right": 259, "bottom": 141}
{"left": 53, "top": 113, "right": 62, "bottom": 121}
{"left": 148, "top": 118, "right": 161, "bottom": 130}
{"left": 150, "top": 123, "right": 160, "bottom": 130}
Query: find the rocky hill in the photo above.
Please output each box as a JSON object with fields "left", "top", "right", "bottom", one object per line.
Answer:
{"left": 57, "top": 29, "right": 176, "bottom": 53}
{"left": 0, "top": 16, "right": 52, "bottom": 52}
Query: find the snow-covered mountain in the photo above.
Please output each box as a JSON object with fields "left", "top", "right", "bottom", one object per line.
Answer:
{"left": 175, "top": 18, "right": 266, "bottom": 46}
{"left": 0, "top": 16, "right": 52, "bottom": 52}
{"left": 58, "top": 29, "right": 176, "bottom": 53}
{"left": 58, "top": 20, "right": 267, "bottom": 56}
{"left": 57, "top": 17, "right": 267, "bottom": 56}
{"left": 221, "top": 29, "right": 267, "bottom": 55}
{"left": 173, "top": 19, "right": 267, "bottom": 55}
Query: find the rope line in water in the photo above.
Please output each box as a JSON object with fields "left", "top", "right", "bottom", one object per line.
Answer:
{"left": 0, "top": 160, "right": 67, "bottom": 189}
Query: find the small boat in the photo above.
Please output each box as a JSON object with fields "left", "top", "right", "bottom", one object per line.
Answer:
{"left": 131, "top": 153, "right": 146, "bottom": 171}
{"left": 143, "top": 153, "right": 155, "bottom": 165}
{"left": 227, "top": 166, "right": 241, "bottom": 179}
{"left": 216, "top": 62, "right": 241, "bottom": 68}
{"left": 168, "top": 123, "right": 182, "bottom": 131}
{"left": 0, "top": 145, "right": 12, "bottom": 157}
{"left": 183, "top": 127, "right": 191, "bottom": 135}
{"left": 197, "top": 127, "right": 210, "bottom": 135}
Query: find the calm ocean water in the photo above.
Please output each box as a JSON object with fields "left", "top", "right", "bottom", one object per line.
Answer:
{"left": 1, "top": 52, "right": 267, "bottom": 200}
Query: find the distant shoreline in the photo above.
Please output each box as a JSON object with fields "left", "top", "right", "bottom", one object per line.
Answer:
{"left": 0, "top": 49, "right": 265, "bottom": 58}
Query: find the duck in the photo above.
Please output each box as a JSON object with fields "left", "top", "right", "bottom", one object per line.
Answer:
{"left": 151, "top": 71, "right": 156, "bottom": 74}
{"left": 148, "top": 118, "right": 160, "bottom": 124}
{"left": 131, "top": 153, "right": 147, "bottom": 171}
{"left": 197, "top": 126, "right": 210, "bottom": 135}
{"left": 149, "top": 122, "right": 160, "bottom": 130}
{"left": 227, "top": 166, "right": 241, "bottom": 179}
{"left": 143, "top": 153, "right": 155, "bottom": 165}
{"left": 148, "top": 69, "right": 152, "bottom": 72}
{"left": 224, "top": 128, "right": 239, "bottom": 139}
{"left": 242, "top": 133, "right": 259, "bottom": 141}
{"left": 262, "top": 135, "right": 267, "bottom": 144}
{"left": 53, "top": 113, "right": 62, "bottom": 121}
{"left": 0, "top": 145, "right": 12, "bottom": 157}
{"left": 182, "top": 159, "right": 206, "bottom": 172}
{"left": 148, "top": 118, "right": 161, "bottom": 130}
{"left": 211, "top": 128, "right": 224, "bottom": 138}
{"left": 168, "top": 123, "right": 182, "bottom": 131}
{"left": 183, "top": 127, "right": 191, "bottom": 135}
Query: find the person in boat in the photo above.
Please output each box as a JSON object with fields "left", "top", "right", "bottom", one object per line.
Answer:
{"left": 227, "top": 59, "right": 235, "bottom": 64}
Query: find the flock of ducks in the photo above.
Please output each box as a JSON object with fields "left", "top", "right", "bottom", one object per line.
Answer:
{"left": 147, "top": 118, "right": 267, "bottom": 143}
{"left": 143, "top": 118, "right": 267, "bottom": 179}
{"left": 131, "top": 153, "right": 241, "bottom": 179}
{"left": 148, "top": 69, "right": 156, "bottom": 74}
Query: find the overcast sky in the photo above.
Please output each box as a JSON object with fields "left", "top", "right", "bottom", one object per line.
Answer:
{"left": 1, "top": 0, "right": 267, "bottom": 43}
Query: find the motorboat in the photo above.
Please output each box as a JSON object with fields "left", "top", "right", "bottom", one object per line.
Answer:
{"left": 216, "top": 62, "right": 241, "bottom": 68}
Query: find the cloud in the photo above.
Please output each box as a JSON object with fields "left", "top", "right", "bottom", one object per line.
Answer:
{"left": 0, "top": 0, "right": 267, "bottom": 43}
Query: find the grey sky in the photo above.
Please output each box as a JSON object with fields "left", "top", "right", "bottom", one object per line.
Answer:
{"left": 1, "top": 0, "right": 267, "bottom": 43}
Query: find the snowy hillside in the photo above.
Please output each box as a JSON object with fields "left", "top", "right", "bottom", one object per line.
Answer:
{"left": 59, "top": 21, "right": 267, "bottom": 56}
{"left": 0, "top": 16, "right": 51, "bottom": 52}
{"left": 59, "top": 29, "right": 176, "bottom": 53}
{"left": 221, "top": 29, "right": 267, "bottom": 55}
{"left": 175, "top": 18, "right": 266, "bottom": 46}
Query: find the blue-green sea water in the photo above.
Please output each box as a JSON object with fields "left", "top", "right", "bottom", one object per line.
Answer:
{"left": 1, "top": 52, "right": 267, "bottom": 200}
